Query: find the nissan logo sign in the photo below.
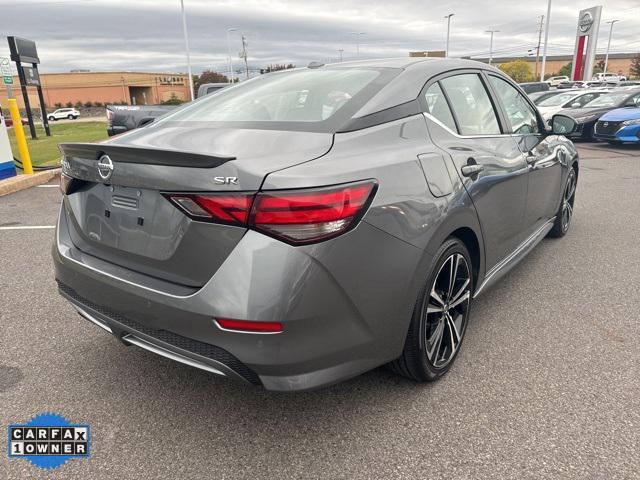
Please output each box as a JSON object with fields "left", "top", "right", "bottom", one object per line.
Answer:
{"left": 579, "top": 11, "right": 594, "bottom": 33}
{"left": 97, "top": 155, "right": 114, "bottom": 181}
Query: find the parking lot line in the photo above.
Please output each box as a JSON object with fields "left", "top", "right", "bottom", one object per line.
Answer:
{"left": 0, "top": 225, "right": 55, "bottom": 230}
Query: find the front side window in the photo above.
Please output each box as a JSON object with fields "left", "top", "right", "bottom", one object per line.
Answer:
{"left": 489, "top": 75, "right": 539, "bottom": 134}
{"left": 440, "top": 74, "right": 501, "bottom": 135}
{"left": 423, "top": 82, "right": 457, "bottom": 132}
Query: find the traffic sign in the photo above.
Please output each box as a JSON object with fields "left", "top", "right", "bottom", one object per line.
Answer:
{"left": 0, "top": 57, "right": 12, "bottom": 85}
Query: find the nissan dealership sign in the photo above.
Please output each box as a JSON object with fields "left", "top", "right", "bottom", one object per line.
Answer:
{"left": 571, "top": 6, "right": 602, "bottom": 82}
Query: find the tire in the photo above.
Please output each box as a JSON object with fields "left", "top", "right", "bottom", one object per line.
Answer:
{"left": 388, "top": 237, "right": 474, "bottom": 382}
{"left": 48, "top": 116, "right": 55, "bottom": 121}
{"left": 68, "top": 114, "right": 74, "bottom": 120}
{"left": 548, "top": 166, "right": 577, "bottom": 238}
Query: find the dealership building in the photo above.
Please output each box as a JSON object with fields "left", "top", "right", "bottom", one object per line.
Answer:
{"left": 0, "top": 71, "right": 191, "bottom": 108}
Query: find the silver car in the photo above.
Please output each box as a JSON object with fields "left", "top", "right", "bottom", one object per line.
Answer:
{"left": 54, "top": 58, "right": 579, "bottom": 391}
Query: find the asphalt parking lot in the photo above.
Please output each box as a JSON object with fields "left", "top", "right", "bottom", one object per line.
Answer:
{"left": 1, "top": 143, "right": 639, "bottom": 479}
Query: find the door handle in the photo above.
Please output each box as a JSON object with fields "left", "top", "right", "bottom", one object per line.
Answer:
{"left": 461, "top": 164, "right": 484, "bottom": 177}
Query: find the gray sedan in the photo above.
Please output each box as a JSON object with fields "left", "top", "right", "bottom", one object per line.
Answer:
{"left": 54, "top": 58, "right": 578, "bottom": 391}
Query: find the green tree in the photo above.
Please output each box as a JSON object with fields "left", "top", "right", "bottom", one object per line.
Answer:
{"left": 630, "top": 54, "right": 640, "bottom": 79}
{"left": 161, "top": 93, "right": 184, "bottom": 105}
{"left": 498, "top": 60, "right": 533, "bottom": 83}
{"left": 192, "top": 70, "right": 229, "bottom": 92}
{"left": 593, "top": 59, "right": 605, "bottom": 73}
{"left": 557, "top": 62, "right": 572, "bottom": 77}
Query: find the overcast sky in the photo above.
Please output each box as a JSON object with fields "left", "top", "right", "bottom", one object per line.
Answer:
{"left": 0, "top": 0, "right": 638, "bottom": 75}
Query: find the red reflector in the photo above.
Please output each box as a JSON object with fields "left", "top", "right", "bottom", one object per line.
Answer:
{"left": 216, "top": 318, "right": 283, "bottom": 333}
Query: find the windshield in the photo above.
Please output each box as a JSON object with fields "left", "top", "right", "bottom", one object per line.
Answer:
{"left": 538, "top": 93, "right": 578, "bottom": 107}
{"left": 583, "top": 93, "right": 628, "bottom": 107}
{"left": 159, "top": 68, "right": 390, "bottom": 131}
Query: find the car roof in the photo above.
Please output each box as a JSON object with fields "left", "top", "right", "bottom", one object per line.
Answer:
{"left": 322, "top": 57, "right": 505, "bottom": 118}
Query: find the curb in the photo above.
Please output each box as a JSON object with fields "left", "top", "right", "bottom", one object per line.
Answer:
{"left": 0, "top": 169, "right": 61, "bottom": 197}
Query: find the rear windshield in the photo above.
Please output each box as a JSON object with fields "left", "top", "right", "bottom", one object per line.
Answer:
{"left": 156, "top": 67, "right": 396, "bottom": 132}
{"left": 584, "top": 93, "right": 628, "bottom": 107}
{"left": 538, "top": 93, "right": 577, "bottom": 107}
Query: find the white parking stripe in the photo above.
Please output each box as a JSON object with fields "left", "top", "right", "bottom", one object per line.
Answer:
{"left": 0, "top": 225, "right": 55, "bottom": 230}
{"left": 36, "top": 184, "right": 59, "bottom": 188}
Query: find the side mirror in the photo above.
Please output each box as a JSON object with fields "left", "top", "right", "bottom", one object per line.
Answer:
{"left": 571, "top": 102, "right": 581, "bottom": 108}
{"left": 551, "top": 114, "right": 577, "bottom": 135}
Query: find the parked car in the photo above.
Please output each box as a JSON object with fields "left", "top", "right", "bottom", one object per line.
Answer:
{"left": 616, "top": 81, "right": 640, "bottom": 88}
{"left": 196, "top": 82, "right": 228, "bottom": 98}
{"left": 592, "top": 72, "right": 627, "bottom": 83}
{"left": 558, "top": 81, "right": 590, "bottom": 89}
{"left": 555, "top": 88, "right": 640, "bottom": 140}
{"left": 0, "top": 107, "right": 28, "bottom": 127}
{"left": 593, "top": 107, "right": 640, "bottom": 144}
{"left": 55, "top": 58, "right": 579, "bottom": 391}
{"left": 536, "top": 90, "right": 608, "bottom": 123}
{"left": 518, "top": 81, "right": 549, "bottom": 94}
{"left": 48, "top": 108, "right": 80, "bottom": 121}
{"left": 106, "top": 104, "right": 177, "bottom": 136}
{"left": 546, "top": 75, "right": 570, "bottom": 87}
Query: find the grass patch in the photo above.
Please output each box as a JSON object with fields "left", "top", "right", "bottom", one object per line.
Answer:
{"left": 9, "top": 121, "right": 108, "bottom": 168}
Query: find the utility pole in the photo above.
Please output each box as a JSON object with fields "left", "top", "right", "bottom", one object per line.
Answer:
{"left": 240, "top": 35, "right": 249, "bottom": 80}
{"left": 338, "top": 49, "right": 344, "bottom": 62}
{"left": 540, "top": 0, "right": 552, "bottom": 82}
{"left": 534, "top": 15, "right": 544, "bottom": 78}
{"left": 226, "top": 28, "right": 237, "bottom": 83}
{"left": 444, "top": 14, "right": 454, "bottom": 58}
{"left": 351, "top": 32, "right": 365, "bottom": 58}
{"left": 485, "top": 30, "right": 499, "bottom": 65}
{"left": 604, "top": 20, "right": 619, "bottom": 74}
{"left": 179, "top": 0, "right": 194, "bottom": 100}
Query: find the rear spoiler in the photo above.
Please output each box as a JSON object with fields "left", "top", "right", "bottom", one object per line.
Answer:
{"left": 59, "top": 143, "right": 236, "bottom": 169}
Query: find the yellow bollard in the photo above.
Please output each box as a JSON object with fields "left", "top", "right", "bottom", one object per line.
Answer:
{"left": 8, "top": 98, "right": 33, "bottom": 174}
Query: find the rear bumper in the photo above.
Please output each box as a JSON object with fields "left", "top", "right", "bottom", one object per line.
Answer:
{"left": 53, "top": 202, "right": 423, "bottom": 391}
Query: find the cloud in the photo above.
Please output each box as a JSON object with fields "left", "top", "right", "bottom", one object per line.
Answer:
{"left": 0, "top": 0, "right": 638, "bottom": 74}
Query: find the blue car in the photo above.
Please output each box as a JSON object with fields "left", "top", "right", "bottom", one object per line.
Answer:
{"left": 594, "top": 107, "right": 640, "bottom": 144}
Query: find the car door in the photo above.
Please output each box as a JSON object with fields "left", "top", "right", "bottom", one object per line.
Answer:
{"left": 421, "top": 71, "right": 529, "bottom": 270}
{"left": 486, "top": 73, "right": 563, "bottom": 235}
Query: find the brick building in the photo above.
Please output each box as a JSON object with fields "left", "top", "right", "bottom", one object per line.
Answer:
{"left": 0, "top": 71, "right": 191, "bottom": 109}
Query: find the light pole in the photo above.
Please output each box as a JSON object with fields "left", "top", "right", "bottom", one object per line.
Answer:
{"left": 179, "top": 0, "right": 194, "bottom": 101}
{"left": 604, "top": 20, "right": 619, "bottom": 74}
{"left": 485, "top": 30, "right": 499, "bottom": 65}
{"left": 444, "top": 14, "right": 454, "bottom": 58}
{"left": 540, "top": 0, "right": 552, "bottom": 82}
{"left": 351, "top": 32, "right": 365, "bottom": 58}
{"left": 338, "top": 49, "right": 344, "bottom": 62}
{"left": 226, "top": 27, "right": 237, "bottom": 83}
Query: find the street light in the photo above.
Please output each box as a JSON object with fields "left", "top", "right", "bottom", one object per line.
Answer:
{"left": 540, "top": 0, "right": 552, "bottom": 82}
{"left": 226, "top": 27, "right": 237, "bottom": 83}
{"left": 350, "top": 32, "right": 365, "bottom": 58}
{"left": 179, "top": 0, "right": 194, "bottom": 101}
{"left": 444, "top": 14, "right": 454, "bottom": 58}
{"left": 338, "top": 49, "right": 344, "bottom": 62}
{"left": 604, "top": 20, "right": 619, "bottom": 74}
{"left": 485, "top": 29, "right": 500, "bottom": 65}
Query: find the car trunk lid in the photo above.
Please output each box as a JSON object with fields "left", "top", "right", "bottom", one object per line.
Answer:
{"left": 59, "top": 126, "right": 333, "bottom": 287}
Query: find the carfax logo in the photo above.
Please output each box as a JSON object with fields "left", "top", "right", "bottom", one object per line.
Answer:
{"left": 7, "top": 412, "right": 91, "bottom": 470}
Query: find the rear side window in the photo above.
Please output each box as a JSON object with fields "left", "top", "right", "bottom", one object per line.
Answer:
{"left": 488, "top": 75, "right": 539, "bottom": 134}
{"left": 423, "top": 83, "right": 457, "bottom": 132}
{"left": 440, "top": 74, "right": 501, "bottom": 135}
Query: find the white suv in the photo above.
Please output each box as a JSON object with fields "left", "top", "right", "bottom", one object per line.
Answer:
{"left": 546, "top": 76, "right": 570, "bottom": 87}
{"left": 592, "top": 72, "right": 627, "bottom": 83}
{"left": 48, "top": 108, "right": 80, "bottom": 121}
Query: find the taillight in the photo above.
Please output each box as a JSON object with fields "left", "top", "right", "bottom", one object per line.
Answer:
{"left": 252, "top": 181, "right": 376, "bottom": 244}
{"left": 165, "top": 180, "right": 377, "bottom": 245}
{"left": 215, "top": 318, "right": 283, "bottom": 334}
{"left": 166, "top": 193, "right": 253, "bottom": 227}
